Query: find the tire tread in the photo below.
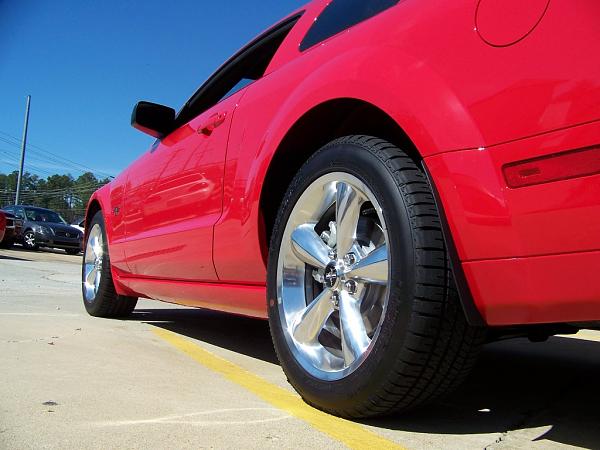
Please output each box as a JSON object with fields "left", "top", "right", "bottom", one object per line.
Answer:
{"left": 269, "top": 135, "right": 485, "bottom": 419}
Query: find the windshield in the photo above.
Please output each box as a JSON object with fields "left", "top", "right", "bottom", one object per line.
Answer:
{"left": 24, "top": 208, "right": 67, "bottom": 224}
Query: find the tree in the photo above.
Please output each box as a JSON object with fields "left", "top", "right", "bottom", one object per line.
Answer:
{"left": 0, "top": 171, "right": 109, "bottom": 222}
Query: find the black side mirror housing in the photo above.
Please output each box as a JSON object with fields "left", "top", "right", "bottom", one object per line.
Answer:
{"left": 131, "top": 101, "right": 176, "bottom": 139}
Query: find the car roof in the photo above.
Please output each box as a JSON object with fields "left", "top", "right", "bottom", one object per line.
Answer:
{"left": 9, "top": 205, "right": 59, "bottom": 214}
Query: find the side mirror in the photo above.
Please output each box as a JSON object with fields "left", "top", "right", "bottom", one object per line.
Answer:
{"left": 131, "top": 101, "right": 176, "bottom": 139}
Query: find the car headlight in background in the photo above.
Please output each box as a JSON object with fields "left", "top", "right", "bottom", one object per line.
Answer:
{"left": 33, "top": 225, "right": 52, "bottom": 235}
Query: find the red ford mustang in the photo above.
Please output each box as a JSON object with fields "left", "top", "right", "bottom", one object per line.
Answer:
{"left": 82, "top": 0, "right": 600, "bottom": 417}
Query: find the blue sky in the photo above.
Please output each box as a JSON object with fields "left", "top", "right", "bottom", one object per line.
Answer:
{"left": 0, "top": 0, "right": 305, "bottom": 179}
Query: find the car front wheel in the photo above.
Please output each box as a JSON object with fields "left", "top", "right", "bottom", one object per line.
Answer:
{"left": 267, "top": 135, "right": 485, "bottom": 418}
{"left": 82, "top": 211, "right": 137, "bottom": 317}
{"left": 22, "top": 230, "right": 38, "bottom": 250}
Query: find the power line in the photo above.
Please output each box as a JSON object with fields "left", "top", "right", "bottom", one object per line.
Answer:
{"left": 0, "top": 130, "right": 116, "bottom": 178}
{"left": 1, "top": 183, "right": 105, "bottom": 195}
{"left": 0, "top": 149, "right": 66, "bottom": 177}
{"left": 0, "top": 132, "right": 115, "bottom": 177}
{"left": 0, "top": 144, "right": 88, "bottom": 173}
{"left": 0, "top": 138, "right": 108, "bottom": 178}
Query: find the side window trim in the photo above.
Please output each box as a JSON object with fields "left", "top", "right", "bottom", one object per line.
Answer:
{"left": 299, "top": 0, "right": 400, "bottom": 51}
{"left": 175, "top": 11, "right": 304, "bottom": 127}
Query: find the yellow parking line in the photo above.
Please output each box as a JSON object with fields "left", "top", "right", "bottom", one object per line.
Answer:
{"left": 152, "top": 328, "right": 405, "bottom": 450}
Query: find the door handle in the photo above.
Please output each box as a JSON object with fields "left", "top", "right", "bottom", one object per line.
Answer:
{"left": 198, "top": 112, "right": 227, "bottom": 136}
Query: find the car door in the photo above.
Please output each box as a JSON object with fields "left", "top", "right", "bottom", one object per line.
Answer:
{"left": 123, "top": 88, "right": 247, "bottom": 280}
{"left": 121, "top": 11, "right": 303, "bottom": 282}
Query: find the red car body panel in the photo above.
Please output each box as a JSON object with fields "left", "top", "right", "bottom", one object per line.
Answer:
{"left": 88, "top": 0, "right": 600, "bottom": 325}
{"left": 426, "top": 120, "right": 600, "bottom": 262}
{"left": 118, "top": 90, "right": 247, "bottom": 281}
{"left": 0, "top": 211, "right": 6, "bottom": 243}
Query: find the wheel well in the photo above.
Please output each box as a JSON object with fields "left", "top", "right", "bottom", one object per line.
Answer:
{"left": 259, "top": 98, "right": 419, "bottom": 249}
{"left": 85, "top": 200, "right": 102, "bottom": 230}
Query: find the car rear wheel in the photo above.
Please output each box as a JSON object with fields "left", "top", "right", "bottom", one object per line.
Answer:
{"left": 22, "top": 230, "right": 38, "bottom": 250}
{"left": 267, "top": 135, "right": 485, "bottom": 418}
{"left": 82, "top": 211, "right": 137, "bottom": 317}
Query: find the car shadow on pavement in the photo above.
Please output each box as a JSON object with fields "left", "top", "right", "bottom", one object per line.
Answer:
{"left": 0, "top": 254, "right": 31, "bottom": 262}
{"left": 132, "top": 308, "right": 600, "bottom": 448}
{"left": 132, "top": 308, "right": 278, "bottom": 364}
{"left": 363, "top": 336, "right": 600, "bottom": 449}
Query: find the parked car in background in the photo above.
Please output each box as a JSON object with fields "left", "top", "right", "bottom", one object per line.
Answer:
{"left": 3, "top": 205, "right": 83, "bottom": 255}
{"left": 81, "top": 0, "right": 600, "bottom": 418}
{"left": 0, "top": 210, "right": 22, "bottom": 249}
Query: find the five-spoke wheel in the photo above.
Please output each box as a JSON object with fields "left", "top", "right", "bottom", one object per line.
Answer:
{"left": 83, "top": 223, "right": 104, "bottom": 302}
{"left": 81, "top": 211, "right": 137, "bottom": 317}
{"left": 267, "top": 135, "right": 484, "bottom": 418}
{"left": 278, "top": 172, "right": 389, "bottom": 380}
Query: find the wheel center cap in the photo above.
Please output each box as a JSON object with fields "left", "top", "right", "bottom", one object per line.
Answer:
{"left": 324, "top": 263, "right": 338, "bottom": 288}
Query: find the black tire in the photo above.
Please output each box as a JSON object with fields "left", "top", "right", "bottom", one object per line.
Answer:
{"left": 0, "top": 237, "right": 14, "bottom": 249}
{"left": 82, "top": 211, "right": 137, "bottom": 318}
{"left": 65, "top": 248, "right": 80, "bottom": 255}
{"left": 267, "top": 135, "right": 485, "bottom": 418}
{"left": 22, "top": 230, "right": 38, "bottom": 250}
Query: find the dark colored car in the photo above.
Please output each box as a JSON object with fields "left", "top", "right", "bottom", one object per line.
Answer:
{"left": 3, "top": 205, "right": 83, "bottom": 255}
{"left": 0, "top": 210, "right": 23, "bottom": 249}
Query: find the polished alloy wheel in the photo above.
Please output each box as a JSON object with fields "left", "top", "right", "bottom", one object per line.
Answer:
{"left": 83, "top": 224, "right": 104, "bottom": 302}
{"left": 277, "top": 172, "right": 389, "bottom": 380}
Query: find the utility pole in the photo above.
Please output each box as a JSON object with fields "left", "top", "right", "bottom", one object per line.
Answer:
{"left": 15, "top": 95, "right": 31, "bottom": 205}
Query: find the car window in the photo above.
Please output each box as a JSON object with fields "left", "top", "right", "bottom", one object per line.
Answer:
{"left": 24, "top": 208, "right": 66, "bottom": 224}
{"left": 175, "top": 12, "right": 303, "bottom": 127}
{"left": 221, "top": 78, "right": 256, "bottom": 102}
{"left": 15, "top": 206, "right": 25, "bottom": 219}
{"left": 300, "top": 0, "right": 400, "bottom": 51}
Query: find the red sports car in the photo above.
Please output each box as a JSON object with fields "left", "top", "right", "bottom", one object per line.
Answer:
{"left": 82, "top": 0, "right": 600, "bottom": 417}
{"left": 0, "top": 211, "right": 6, "bottom": 244}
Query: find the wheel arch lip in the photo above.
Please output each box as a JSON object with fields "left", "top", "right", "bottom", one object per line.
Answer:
{"left": 421, "top": 162, "right": 487, "bottom": 327}
{"left": 256, "top": 44, "right": 481, "bottom": 180}
{"left": 248, "top": 44, "right": 484, "bottom": 237}
{"left": 84, "top": 185, "right": 111, "bottom": 241}
{"left": 83, "top": 187, "right": 138, "bottom": 298}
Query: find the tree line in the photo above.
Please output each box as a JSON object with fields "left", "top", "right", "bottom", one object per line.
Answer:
{"left": 0, "top": 171, "right": 111, "bottom": 223}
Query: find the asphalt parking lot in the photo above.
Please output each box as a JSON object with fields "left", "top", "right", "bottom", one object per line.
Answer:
{"left": 1, "top": 247, "right": 600, "bottom": 449}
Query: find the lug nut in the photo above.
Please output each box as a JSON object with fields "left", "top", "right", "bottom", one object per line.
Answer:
{"left": 331, "top": 291, "right": 340, "bottom": 308}
{"left": 344, "top": 280, "right": 357, "bottom": 295}
{"left": 344, "top": 253, "right": 357, "bottom": 266}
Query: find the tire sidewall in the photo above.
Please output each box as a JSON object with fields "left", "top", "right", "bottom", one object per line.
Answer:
{"left": 82, "top": 211, "right": 113, "bottom": 316}
{"left": 267, "top": 139, "right": 418, "bottom": 412}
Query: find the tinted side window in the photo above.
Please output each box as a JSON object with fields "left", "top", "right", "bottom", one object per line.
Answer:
{"left": 176, "top": 13, "right": 303, "bottom": 127}
{"left": 300, "top": 0, "right": 400, "bottom": 51}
